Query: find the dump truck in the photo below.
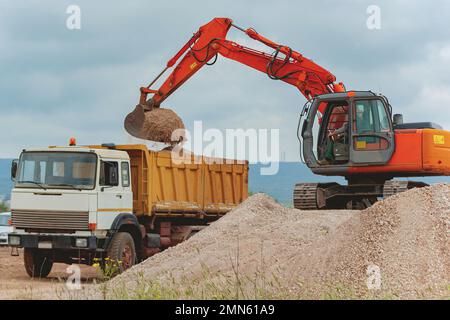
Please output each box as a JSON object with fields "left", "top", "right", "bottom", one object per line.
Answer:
{"left": 8, "top": 142, "right": 248, "bottom": 277}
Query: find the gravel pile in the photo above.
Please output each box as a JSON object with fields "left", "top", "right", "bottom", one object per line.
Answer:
{"left": 83, "top": 184, "right": 449, "bottom": 299}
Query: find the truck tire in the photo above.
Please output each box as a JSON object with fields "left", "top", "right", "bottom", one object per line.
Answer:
{"left": 24, "top": 248, "right": 53, "bottom": 278}
{"left": 106, "top": 232, "right": 136, "bottom": 274}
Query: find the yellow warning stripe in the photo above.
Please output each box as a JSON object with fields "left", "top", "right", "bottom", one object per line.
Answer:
{"left": 97, "top": 208, "right": 133, "bottom": 212}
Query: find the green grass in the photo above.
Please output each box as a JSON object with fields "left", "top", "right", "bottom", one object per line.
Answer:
{"left": 89, "top": 264, "right": 450, "bottom": 300}
{"left": 97, "top": 262, "right": 355, "bottom": 300}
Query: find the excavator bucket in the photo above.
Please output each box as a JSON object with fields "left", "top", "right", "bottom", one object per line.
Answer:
{"left": 124, "top": 104, "right": 186, "bottom": 144}
{"left": 124, "top": 104, "right": 148, "bottom": 140}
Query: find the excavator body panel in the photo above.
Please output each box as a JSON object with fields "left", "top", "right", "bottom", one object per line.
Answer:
{"left": 348, "top": 128, "right": 450, "bottom": 176}
{"left": 303, "top": 92, "right": 450, "bottom": 178}
{"left": 297, "top": 91, "right": 450, "bottom": 210}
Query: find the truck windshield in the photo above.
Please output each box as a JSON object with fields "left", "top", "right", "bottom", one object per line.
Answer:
{"left": 15, "top": 152, "right": 97, "bottom": 190}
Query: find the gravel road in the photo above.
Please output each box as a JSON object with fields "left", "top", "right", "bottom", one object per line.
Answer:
{"left": 0, "top": 247, "right": 98, "bottom": 299}
{"left": 1, "top": 184, "right": 448, "bottom": 300}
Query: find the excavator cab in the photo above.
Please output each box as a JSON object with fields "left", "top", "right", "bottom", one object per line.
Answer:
{"left": 294, "top": 91, "right": 398, "bottom": 210}
{"left": 302, "top": 91, "right": 395, "bottom": 172}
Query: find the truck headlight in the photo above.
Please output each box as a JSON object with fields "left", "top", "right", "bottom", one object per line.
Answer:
{"left": 9, "top": 235, "right": 21, "bottom": 246}
{"left": 75, "top": 238, "right": 88, "bottom": 248}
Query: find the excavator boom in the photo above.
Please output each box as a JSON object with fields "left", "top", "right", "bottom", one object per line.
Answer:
{"left": 125, "top": 17, "right": 344, "bottom": 139}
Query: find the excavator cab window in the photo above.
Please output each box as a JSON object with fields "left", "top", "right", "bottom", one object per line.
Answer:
{"left": 316, "top": 101, "right": 350, "bottom": 165}
{"left": 304, "top": 94, "right": 395, "bottom": 168}
{"left": 352, "top": 99, "right": 390, "bottom": 151}
{"left": 350, "top": 98, "right": 395, "bottom": 165}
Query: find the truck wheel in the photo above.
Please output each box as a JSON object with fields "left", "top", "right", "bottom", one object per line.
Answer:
{"left": 107, "top": 232, "right": 136, "bottom": 274}
{"left": 24, "top": 248, "right": 53, "bottom": 278}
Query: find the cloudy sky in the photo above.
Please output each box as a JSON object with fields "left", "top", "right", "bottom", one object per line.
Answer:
{"left": 1, "top": 0, "right": 450, "bottom": 161}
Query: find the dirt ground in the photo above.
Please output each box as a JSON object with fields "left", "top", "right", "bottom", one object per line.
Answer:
{"left": 1, "top": 184, "right": 449, "bottom": 300}
{"left": 0, "top": 247, "right": 98, "bottom": 299}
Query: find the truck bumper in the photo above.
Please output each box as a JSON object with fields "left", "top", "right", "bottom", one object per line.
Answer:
{"left": 0, "top": 235, "right": 8, "bottom": 246}
{"left": 8, "top": 233, "right": 100, "bottom": 251}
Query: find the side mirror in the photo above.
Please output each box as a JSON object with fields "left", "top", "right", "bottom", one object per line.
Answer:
{"left": 11, "top": 159, "right": 18, "bottom": 181}
{"left": 100, "top": 161, "right": 118, "bottom": 187}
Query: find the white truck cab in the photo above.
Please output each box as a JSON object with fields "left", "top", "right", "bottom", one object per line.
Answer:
{"left": 8, "top": 142, "right": 249, "bottom": 278}
{"left": 9, "top": 145, "right": 134, "bottom": 277}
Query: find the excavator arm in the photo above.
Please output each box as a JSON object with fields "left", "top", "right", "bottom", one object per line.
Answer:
{"left": 140, "top": 17, "right": 344, "bottom": 107}
{"left": 125, "top": 17, "right": 345, "bottom": 139}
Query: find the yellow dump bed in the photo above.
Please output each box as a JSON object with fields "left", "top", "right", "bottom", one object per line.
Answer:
{"left": 101, "top": 145, "right": 248, "bottom": 217}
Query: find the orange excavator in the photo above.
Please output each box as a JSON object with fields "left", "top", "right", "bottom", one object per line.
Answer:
{"left": 125, "top": 17, "right": 450, "bottom": 209}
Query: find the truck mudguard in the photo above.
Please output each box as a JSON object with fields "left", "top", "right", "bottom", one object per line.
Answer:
{"left": 103, "top": 213, "right": 142, "bottom": 251}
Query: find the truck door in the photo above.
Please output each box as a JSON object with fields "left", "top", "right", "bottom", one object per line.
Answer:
{"left": 350, "top": 98, "right": 395, "bottom": 165}
{"left": 120, "top": 161, "right": 133, "bottom": 213}
{"left": 97, "top": 160, "right": 125, "bottom": 228}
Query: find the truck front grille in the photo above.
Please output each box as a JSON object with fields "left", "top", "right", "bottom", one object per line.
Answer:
{"left": 11, "top": 210, "right": 89, "bottom": 231}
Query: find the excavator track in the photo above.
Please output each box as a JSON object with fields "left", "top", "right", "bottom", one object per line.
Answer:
{"left": 293, "top": 180, "right": 429, "bottom": 211}
{"left": 383, "top": 180, "right": 428, "bottom": 199}
{"left": 382, "top": 180, "right": 409, "bottom": 198}
{"left": 293, "top": 183, "right": 320, "bottom": 210}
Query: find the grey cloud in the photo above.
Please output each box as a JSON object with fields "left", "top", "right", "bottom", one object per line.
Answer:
{"left": 1, "top": 0, "right": 450, "bottom": 160}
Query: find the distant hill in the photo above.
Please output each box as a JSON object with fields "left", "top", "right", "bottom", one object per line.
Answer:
{"left": 1, "top": 159, "right": 449, "bottom": 205}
